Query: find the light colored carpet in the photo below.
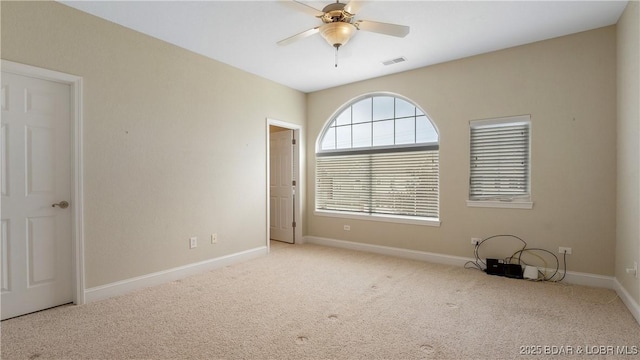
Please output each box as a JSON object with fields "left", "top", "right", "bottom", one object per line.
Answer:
{"left": 1, "top": 242, "right": 639, "bottom": 359}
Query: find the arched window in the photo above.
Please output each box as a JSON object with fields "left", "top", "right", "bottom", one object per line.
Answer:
{"left": 316, "top": 94, "right": 439, "bottom": 224}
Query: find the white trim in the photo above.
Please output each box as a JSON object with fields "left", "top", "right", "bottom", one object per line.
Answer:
{"left": 315, "top": 92, "right": 440, "bottom": 154}
{"left": 559, "top": 270, "right": 615, "bottom": 288}
{"left": 1, "top": 60, "right": 86, "bottom": 305}
{"left": 266, "top": 118, "right": 304, "bottom": 251}
{"left": 306, "top": 236, "right": 474, "bottom": 267}
{"left": 1, "top": 60, "right": 81, "bottom": 84}
{"left": 268, "top": 118, "right": 301, "bottom": 131}
{"left": 304, "top": 236, "right": 615, "bottom": 289}
{"left": 466, "top": 200, "right": 534, "bottom": 209}
{"left": 314, "top": 210, "right": 441, "bottom": 227}
{"left": 614, "top": 278, "right": 640, "bottom": 325}
{"left": 85, "top": 246, "right": 267, "bottom": 303}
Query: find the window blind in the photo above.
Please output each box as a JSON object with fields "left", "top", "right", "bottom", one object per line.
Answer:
{"left": 316, "top": 150, "right": 439, "bottom": 218}
{"left": 469, "top": 121, "right": 530, "bottom": 200}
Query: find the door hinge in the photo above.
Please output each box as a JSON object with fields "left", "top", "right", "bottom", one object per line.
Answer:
{"left": 292, "top": 138, "right": 296, "bottom": 145}
{"left": 292, "top": 180, "right": 296, "bottom": 186}
{"left": 292, "top": 221, "right": 297, "bottom": 228}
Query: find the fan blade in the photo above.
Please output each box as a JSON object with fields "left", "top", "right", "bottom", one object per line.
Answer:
{"left": 355, "top": 20, "right": 410, "bottom": 38}
{"left": 280, "top": 0, "right": 324, "bottom": 17}
{"left": 343, "top": 0, "right": 363, "bottom": 15}
{"left": 277, "top": 26, "right": 320, "bottom": 46}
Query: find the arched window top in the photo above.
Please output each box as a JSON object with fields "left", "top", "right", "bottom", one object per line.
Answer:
{"left": 317, "top": 94, "right": 438, "bottom": 154}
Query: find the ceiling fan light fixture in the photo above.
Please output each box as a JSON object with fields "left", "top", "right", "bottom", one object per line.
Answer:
{"left": 319, "top": 22, "right": 356, "bottom": 48}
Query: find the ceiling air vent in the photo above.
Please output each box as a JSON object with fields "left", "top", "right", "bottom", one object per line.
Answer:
{"left": 382, "top": 57, "right": 407, "bottom": 66}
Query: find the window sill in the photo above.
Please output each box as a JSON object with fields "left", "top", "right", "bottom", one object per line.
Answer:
{"left": 314, "top": 210, "right": 441, "bottom": 227}
{"left": 466, "top": 200, "right": 533, "bottom": 209}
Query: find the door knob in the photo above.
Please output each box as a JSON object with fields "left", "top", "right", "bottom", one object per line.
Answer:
{"left": 52, "top": 201, "right": 69, "bottom": 209}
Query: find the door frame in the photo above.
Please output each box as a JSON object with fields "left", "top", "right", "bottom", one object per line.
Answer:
{"left": 266, "top": 118, "right": 302, "bottom": 252}
{"left": 1, "top": 60, "right": 86, "bottom": 305}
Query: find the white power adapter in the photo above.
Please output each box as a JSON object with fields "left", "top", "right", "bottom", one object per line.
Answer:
{"left": 523, "top": 265, "right": 538, "bottom": 280}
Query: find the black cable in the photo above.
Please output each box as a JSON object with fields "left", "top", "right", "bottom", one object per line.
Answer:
{"left": 503, "top": 255, "right": 548, "bottom": 280}
{"left": 464, "top": 234, "right": 527, "bottom": 272}
{"left": 464, "top": 242, "right": 484, "bottom": 271}
{"left": 465, "top": 234, "right": 568, "bottom": 282}
{"left": 510, "top": 248, "right": 559, "bottom": 281}
{"left": 557, "top": 250, "right": 568, "bottom": 282}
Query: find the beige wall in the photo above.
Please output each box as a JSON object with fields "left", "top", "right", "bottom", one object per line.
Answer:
{"left": 1, "top": 2, "right": 306, "bottom": 288}
{"left": 616, "top": 1, "right": 640, "bottom": 303}
{"left": 1, "top": 1, "right": 631, "bottom": 289}
{"left": 307, "top": 27, "right": 618, "bottom": 276}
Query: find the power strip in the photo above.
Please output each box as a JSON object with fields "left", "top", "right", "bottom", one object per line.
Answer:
{"left": 485, "top": 258, "right": 523, "bottom": 279}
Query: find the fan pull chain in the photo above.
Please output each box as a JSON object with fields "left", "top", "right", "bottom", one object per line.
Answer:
{"left": 334, "top": 46, "right": 339, "bottom": 68}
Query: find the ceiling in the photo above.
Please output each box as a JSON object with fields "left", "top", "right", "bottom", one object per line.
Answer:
{"left": 59, "top": 1, "right": 627, "bottom": 93}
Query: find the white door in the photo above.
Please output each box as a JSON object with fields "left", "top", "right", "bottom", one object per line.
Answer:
{"left": 269, "top": 129, "right": 295, "bottom": 243}
{"left": 1, "top": 72, "right": 73, "bottom": 320}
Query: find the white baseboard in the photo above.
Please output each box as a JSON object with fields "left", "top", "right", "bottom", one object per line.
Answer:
{"left": 614, "top": 278, "right": 640, "bottom": 324}
{"left": 305, "top": 236, "right": 472, "bottom": 267}
{"left": 304, "top": 236, "right": 616, "bottom": 289}
{"left": 85, "top": 246, "right": 267, "bottom": 303}
{"left": 83, "top": 238, "right": 640, "bottom": 326}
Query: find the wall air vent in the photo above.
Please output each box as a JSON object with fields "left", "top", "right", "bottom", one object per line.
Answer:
{"left": 382, "top": 57, "right": 407, "bottom": 66}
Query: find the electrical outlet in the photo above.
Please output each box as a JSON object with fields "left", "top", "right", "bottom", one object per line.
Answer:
{"left": 189, "top": 237, "right": 197, "bottom": 249}
{"left": 344, "top": 225, "right": 351, "bottom": 231}
{"left": 471, "top": 237, "right": 482, "bottom": 245}
{"left": 627, "top": 262, "right": 638, "bottom": 278}
{"left": 558, "top": 247, "right": 572, "bottom": 255}
{"left": 211, "top": 233, "right": 217, "bottom": 244}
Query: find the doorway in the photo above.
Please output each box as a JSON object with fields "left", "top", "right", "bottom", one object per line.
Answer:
{"left": 266, "top": 119, "right": 302, "bottom": 250}
{"left": 1, "top": 61, "right": 85, "bottom": 319}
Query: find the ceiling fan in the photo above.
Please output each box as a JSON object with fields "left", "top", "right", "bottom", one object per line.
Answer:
{"left": 277, "top": 0, "right": 410, "bottom": 65}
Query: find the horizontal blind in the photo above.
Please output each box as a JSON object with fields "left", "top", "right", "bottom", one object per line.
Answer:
{"left": 316, "top": 150, "right": 439, "bottom": 218}
{"left": 470, "top": 122, "right": 530, "bottom": 199}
